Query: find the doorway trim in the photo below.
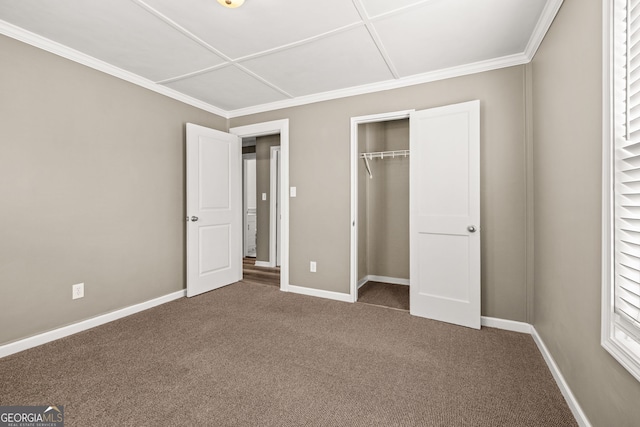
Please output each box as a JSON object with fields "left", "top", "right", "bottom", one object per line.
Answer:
{"left": 350, "top": 110, "right": 414, "bottom": 303}
{"left": 230, "top": 119, "right": 289, "bottom": 292}
{"left": 270, "top": 146, "right": 281, "bottom": 267}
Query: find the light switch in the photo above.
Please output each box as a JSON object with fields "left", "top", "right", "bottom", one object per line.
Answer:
{"left": 262, "top": 193, "right": 267, "bottom": 201}
{"left": 290, "top": 187, "right": 297, "bottom": 197}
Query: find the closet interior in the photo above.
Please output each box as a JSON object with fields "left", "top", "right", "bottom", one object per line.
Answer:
{"left": 357, "top": 118, "right": 410, "bottom": 310}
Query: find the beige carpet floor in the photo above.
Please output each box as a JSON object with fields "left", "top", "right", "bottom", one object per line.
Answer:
{"left": 358, "top": 281, "right": 410, "bottom": 310}
{"left": 0, "top": 282, "right": 576, "bottom": 426}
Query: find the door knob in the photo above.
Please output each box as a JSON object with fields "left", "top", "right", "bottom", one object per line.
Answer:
{"left": 191, "top": 216, "right": 199, "bottom": 222}
{"left": 467, "top": 225, "right": 476, "bottom": 233}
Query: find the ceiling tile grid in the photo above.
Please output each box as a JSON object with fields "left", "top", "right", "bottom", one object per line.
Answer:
{"left": 0, "top": 0, "right": 562, "bottom": 115}
{"left": 140, "top": 0, "right": 363, "bottom": 59}
{"left": 370, "top": 0, "right": 548, "bottom": 77}
{"left": 239, "top": 26, "right": 395, "bottom": 97}
{"left": 0, "top": 0, "right": 225, "bottom": 81}
{"left": 163, "top": 65, "right": 289, "bottom": 111}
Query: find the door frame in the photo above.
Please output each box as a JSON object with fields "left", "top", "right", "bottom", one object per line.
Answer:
{"left": 270, "top": 146, "right": 281, "bottom": 267}
{"left": 350, "top": 110, "right": 414, "bottom": 302}
{"left": 230, "top": 119, "right": 289, "bottom": 292}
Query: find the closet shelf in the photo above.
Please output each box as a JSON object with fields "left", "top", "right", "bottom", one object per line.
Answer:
{"left": 360, "top": 150, "right": 410, "bottom": 160}
{"left": 360, "top": 150, "right": 410, "bottom": 179}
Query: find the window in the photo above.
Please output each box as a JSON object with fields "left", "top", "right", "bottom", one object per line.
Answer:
{"left": 603, "top": 0, "right": 640, "bottom": 382}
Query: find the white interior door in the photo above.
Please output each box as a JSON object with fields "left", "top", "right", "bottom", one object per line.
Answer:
{"left": 186, "top": 123, "right": 242, "bottom": 298}
{"left": 409, "top": 100, "right": 481, "bottom": 329}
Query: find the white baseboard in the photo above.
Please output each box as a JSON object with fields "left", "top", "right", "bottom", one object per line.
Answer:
{"left": 254, "top": 261, "right": 274, "bottom": 268}
{"left": 359, "top": 275, "right": 410, "bottom": 287}
{"left": 0, "top": 290, "right": 186, "bottom": 359}
{"left": 531, "top": 327, "right": 591, "bottom": 427}
{"left": 481, "top": 316, "right": 532, "bottom": 334}
{"left": 285, "top": 284, "right": 353, "bottom": 303}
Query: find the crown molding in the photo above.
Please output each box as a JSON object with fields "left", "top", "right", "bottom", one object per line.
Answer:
{"left": 226, "top": 52, "right": 530, "bottom": 118}
{"left": 524, "top": 0, "right": 564, "bottom": 59}
{"left": 0, "top": 19, "right": 230, "bottom": 119}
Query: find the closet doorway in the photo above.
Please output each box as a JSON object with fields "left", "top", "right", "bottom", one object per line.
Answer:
{"left": 350, "top": 102, "right": 481, "bottom": 329}
{"left": 355, "top": 116, "right": 411, "bottom": 311}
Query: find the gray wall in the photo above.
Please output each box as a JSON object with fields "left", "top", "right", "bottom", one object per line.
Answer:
{"left": 358, "top": 120, "right": 410, "bottom": 282}
{"left": 531, "top": 0, "right": 640, "bottom": 425}
{"left": 255, "top": 134, "right": 280, "bottom": 262}
{"left": 0, "top": 35, "right": 226, "bottom": 345}
{"left": 5, "top": 5, "right": 639, "bottom": 424}
{"left": 230, "top": 65, "right": 530, "bottom": 322}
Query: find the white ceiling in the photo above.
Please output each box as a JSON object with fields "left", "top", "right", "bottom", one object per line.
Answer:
{"left": 0, "top": 0, "right": 562, "bottom": 117}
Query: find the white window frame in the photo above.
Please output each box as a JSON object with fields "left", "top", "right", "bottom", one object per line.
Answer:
{"left": 602, "top": 0, "right": 640, "bottom": 382}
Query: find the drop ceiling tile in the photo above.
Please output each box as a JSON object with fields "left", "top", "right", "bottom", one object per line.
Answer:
{"left": 0, "top": 0, "right": 224, "bottom": 81}
{"left": 359, "top": 0, "right": 429, "bottom": 18}
{"left": 141, "top": 0, "right": 363, "bottom": 59}
{"left": 240, "top": 26, "right": 394, "bottom": 97}
{"left": 373, "top": 0, "right": 547, "bottom": 76}
{"left": 163, "top": 66, "right": 288, "bottom": 111}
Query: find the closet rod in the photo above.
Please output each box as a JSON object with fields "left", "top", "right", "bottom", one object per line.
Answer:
{"left": 359, "top": 149, "right": 410, "bottom": 160}
{"left": 360, "top": 149, "right": 409, "bottom": 179}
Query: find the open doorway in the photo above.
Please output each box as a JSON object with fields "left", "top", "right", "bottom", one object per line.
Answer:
{"left": 242, "top": 135, "right": 281, "bottom": 266}
{"left": 241, "top": 136, "right": 280, "bottom": 286}
{"left": 233, "top": 120, "right": 289, "bottom": 290}
{"left": 242, "top": 143, "right": 281, "bottom": 286}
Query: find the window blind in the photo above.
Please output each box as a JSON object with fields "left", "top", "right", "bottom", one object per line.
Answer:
{"left": 615, "top": 0, "right": 640, "bottom": 329}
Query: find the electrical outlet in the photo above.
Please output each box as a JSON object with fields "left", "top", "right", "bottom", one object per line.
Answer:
{"left": 310, "top": 261, "right": 317, "bottom": 273}
{"left": 72, "top": 283, "right": 84, "bottom": 300}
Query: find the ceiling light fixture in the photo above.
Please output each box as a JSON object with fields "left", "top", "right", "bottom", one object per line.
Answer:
{"left": 217, "top": 0, "right": 244, "bottom": 8}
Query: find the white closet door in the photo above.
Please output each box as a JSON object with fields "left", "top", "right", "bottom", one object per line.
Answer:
{"left": 409, "top": 100, "right": 481, "bottom": 329}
